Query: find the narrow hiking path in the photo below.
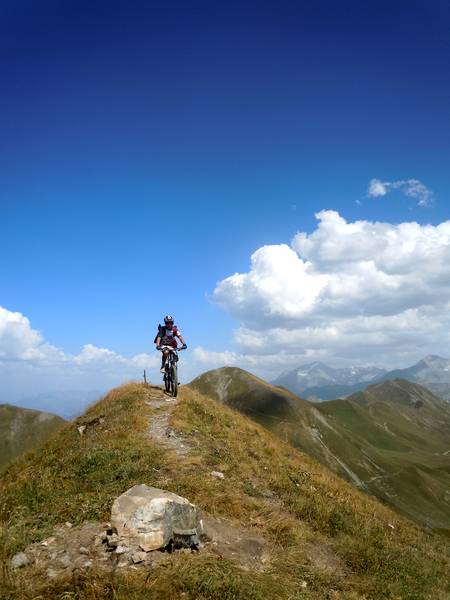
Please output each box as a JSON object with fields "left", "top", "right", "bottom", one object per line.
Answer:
{"left": 144, "top": 385, "right": 191, "bottom": 456}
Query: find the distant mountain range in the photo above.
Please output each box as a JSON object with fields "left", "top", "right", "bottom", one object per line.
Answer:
{"left": 0, "top": 404, "right": 66, "bottom": 472}
{"left": 273, "top": 355, "right": 450, "bottom": 402}
{"left": 190, "top": 367, "right": 450, "bottom": 533}
{"left": 376, "top": 355, "right": 450, "bottom": 400}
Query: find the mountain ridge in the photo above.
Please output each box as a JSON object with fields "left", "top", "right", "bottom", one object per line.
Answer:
{"left": 273, "top": 355, "right": 450, "bottom": 402}
{"left": 272, "top": 361, "right": 385, "bottom": 398}
{"left": 1, "top": 381, "right": 449, "bottom": 599}
{"left": 190, "top": 368, "right": 450, "bottom": 534}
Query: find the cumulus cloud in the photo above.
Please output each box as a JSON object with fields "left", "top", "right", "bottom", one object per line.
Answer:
{"left": 0, "top": 305, "right": 250, "bottom": 414}
{"left": 0, "top": 306, "right": 161, "bottom": 411}
{"left": 367, "top": 178, "right": 433, "bottom": 207}
{"left": 213, "top": 211, "right": 450, "bottom": 366}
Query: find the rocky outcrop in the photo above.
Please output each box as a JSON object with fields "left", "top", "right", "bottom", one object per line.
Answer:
{"left": 9, "top": 485, "right": 268, "bottom": 578}
{"left": 111, "top": 484, "right": 199, "bottom": 551}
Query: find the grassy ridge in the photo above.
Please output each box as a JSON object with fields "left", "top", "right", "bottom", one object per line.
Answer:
{"left": 0, "top": 383, "right": 449, "bottom": 599}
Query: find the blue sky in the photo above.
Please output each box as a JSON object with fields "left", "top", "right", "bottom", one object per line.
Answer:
{"left": 1, "top": 1, "right": 450, "bottom": 412}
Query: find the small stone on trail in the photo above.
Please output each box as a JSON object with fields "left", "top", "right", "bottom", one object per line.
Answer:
{"left": 210, "top": 471, "right": 225, "bottom": 479}
{"left": 11, "top": 552, "right": 30, "bottom": 569}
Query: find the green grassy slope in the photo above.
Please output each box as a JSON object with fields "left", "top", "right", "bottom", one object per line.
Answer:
{"left": 319, "top": 380, "right": 450, "bottom": 532}
{"left": 1, "top": 383, "right": 449, "bottom": 599}
{"left": 189, "top": 368, "right": 367, "bottom": 487}
{"left": 190, "top": 369, "right": 450, "bottom": 533}
{"left": 0, "top": 404, "right": 65, "bottom": 473}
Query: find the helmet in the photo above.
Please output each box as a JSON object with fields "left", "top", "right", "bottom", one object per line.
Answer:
{"left": 164, "top": 315, "right": 174, "bottom": 324}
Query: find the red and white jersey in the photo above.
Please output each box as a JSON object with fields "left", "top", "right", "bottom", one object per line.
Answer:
{"left": 161, "top": 325, "right": 181, "bottom": 347}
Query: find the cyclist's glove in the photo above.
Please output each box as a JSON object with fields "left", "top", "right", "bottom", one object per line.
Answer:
{"left": 182, "top": 343, "right": 187, "bottom": 350}
{"left": 156, "top": 345, "right": 162, "bottom": 350}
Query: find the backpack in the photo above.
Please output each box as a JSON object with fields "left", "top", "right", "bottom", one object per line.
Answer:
{"left": 153, "top": 324, "right": 178, "bottom": 343}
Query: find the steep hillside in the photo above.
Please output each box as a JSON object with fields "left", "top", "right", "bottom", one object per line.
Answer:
{"left": 189, "top": 368, "right": 365, "bottom": 486}
{"left": 189, "top": 366, "right": 312, "bottom": 424}
{"left": 1, "top": 383, "right": 449, "bottom": 599}
{"left": 0, "top": 404, "right": 65, "bottom": 472}
{"left": 319, "top": 380, "right": 450, "bottom": 531}
{"left": 190, "top": 369, "right": 450, "bottom": 533}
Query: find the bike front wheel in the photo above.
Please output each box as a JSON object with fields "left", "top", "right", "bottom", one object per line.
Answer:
{"left": 164, "top": 371, "right": 170, "bottom": 393}
{"left": 171, "top": 364, "right": 178, "bottom": 397}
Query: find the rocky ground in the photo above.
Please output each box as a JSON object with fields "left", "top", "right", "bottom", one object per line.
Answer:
{"left": 10, "top": 386, "right": 269, "bottom": 580}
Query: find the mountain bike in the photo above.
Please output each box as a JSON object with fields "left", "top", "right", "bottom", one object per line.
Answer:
{"left": 159, "top": 346, "right": 185, "bottom": 397}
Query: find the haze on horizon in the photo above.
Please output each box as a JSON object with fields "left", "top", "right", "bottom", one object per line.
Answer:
{"left": 1, "top": 1, "right": 449, "bottom": 413}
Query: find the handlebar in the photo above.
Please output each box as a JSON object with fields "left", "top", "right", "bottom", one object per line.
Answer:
{"left": 158, "top": 345, "right": 186, "bottom": 351}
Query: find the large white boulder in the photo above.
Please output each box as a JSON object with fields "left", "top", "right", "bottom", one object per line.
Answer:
{"left": 111, "top": 484, "right": 199, "bottom": 551}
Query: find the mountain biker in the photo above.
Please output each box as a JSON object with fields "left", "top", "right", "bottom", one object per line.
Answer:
{"left": 155, "top": 315, "right": 187, "bottom": 373}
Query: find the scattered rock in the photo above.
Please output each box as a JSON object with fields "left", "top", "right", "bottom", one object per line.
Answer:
{"left": 77, "top": 415, "right": 106, "bottom": 435}
{"left": 79, "top": 546, "right": 90, "bottom": 555}
{"left": 173, "top": 527, "right": 200, "bottom": 549}
{"left": 11, "top": 552, "right": 30, "bottom": 569}
{"left": 131, "top": 551, "right": 147, "bottom": 564}
{"left": 106, "top": 532, "right": 120, "bottom": 548}
{"left": 65, "top": 522, "right": 73, "bottom": 528}
{"left": 111, "top": 484, "right": 199, "bottom": 552}
{"left": 57, "top": 552, "right": 72, "bottom": 568}
{"left": 115, "top": 545, "right": 129, "bottom": 555}
{"left": 210, "top": 471, "right": 225, "bottom": 479}
{"left": 40, "top": 536, "right": 56, "bottom": 547}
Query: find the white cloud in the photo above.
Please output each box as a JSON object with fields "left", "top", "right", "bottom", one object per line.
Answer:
{"left": 0, "top": 305, "right": 246, "bottom": 413}
{"left": 0, "top": 306, "right": 161, "bottom": 410}
{"left": 367, "top": 178, "right": 433, "bottom": 207}
{"left": 367, "top": 178, "right": 387, "bottom": 197}
{"left": 213, "top": 211, "right": 450, "bottom": 366}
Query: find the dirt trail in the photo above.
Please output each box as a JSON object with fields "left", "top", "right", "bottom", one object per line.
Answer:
{"left": 145, "top": 386, "right": 191, "bottom": 456}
